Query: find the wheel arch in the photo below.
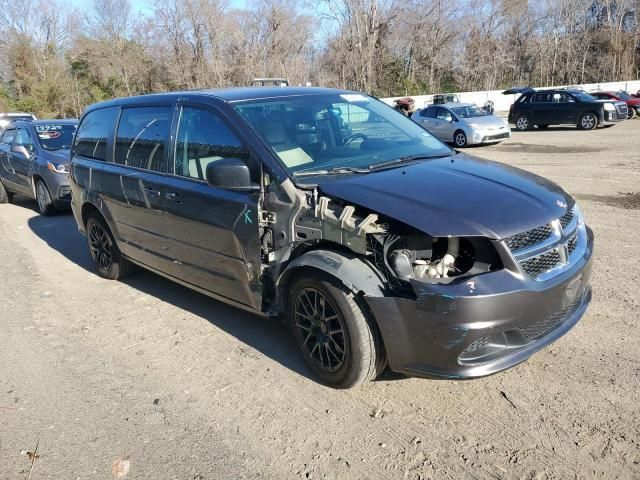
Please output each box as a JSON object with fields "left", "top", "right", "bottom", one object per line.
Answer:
{"left": 276, "top": 249, "right": 387, "bottom": 299}
{"left": 31, "top": 173, "right": 49, "bottom": 199}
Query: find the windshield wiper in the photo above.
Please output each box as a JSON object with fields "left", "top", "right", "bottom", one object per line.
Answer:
{"left": 293, "top": 153, "right": 453, "bottom": 177}
{"left": 292, "top": 166, "right": 369, "bottom": 177}
{"left": 367, "top": 153, "right": 452, "bottom": 171}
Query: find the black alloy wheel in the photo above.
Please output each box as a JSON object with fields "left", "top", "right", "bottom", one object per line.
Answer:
{"left": 294, "top": 286, "right": 347, "bottom": 373}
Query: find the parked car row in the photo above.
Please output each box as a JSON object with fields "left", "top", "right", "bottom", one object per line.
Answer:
{"left": 0, "top": 87, "right": 594, "bottom": 389}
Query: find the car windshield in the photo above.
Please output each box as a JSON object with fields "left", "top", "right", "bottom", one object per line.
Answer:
{"left": 572, "top": 91, "right": 597, "bottom": 102}
{"left": 616, "top": 91, "right": 631, "bottom": 100}
{"left": 233, "top": 93, "right": 452, "bottom": 178}
{"left": 451, "top": 106, "right": 490, "bottom": 118}
{"left": 35, "top": 124, "right": 77, "bottom": 150}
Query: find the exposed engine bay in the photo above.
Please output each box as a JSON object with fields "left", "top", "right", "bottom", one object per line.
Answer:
{"left": 259, "top": 184, "right": 502, "bottom": 306}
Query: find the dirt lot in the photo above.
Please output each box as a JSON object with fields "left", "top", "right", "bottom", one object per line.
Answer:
{"left": 1, "top": 120, "right": 639, "bottom": 480}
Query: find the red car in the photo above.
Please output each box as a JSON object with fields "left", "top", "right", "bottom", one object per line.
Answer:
{"left": 591, "top": 91, "right": 640, "bottom": 118}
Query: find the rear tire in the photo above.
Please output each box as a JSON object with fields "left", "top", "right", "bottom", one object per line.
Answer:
{"left": 0, "top": 181, "right": 12, "bottom": 203}
{"left": 86, "top": 213, "right": 136, "bottom": 280}
{"left": 578, "top": 112, "right": 598, "bottom": 130}
{"left": 453, "top": 130, "right": 468, "bottom": 148}
{"left": 515, "top": 115, "right": 531, "bottom": 131}
{"left": 287, "top": 270, "right": 385, "bottom": 389}
{"left": 35, "top": 179, "right": 55, "bottom": 216}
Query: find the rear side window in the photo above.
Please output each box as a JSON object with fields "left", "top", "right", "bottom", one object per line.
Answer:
{"left": 533, "top": 93, "right": 551, "bottom": 103}
{"left": 173, "top": 106, "right": 249, "bottom": 180}
{"left": 74, "top": 107, "right": 118, "bottom": 161}
{"left": 421, "top": 108, "right": 436, "bottom": 118}
{"left": 115, "top": 106, "right": 172, "bottom": 172}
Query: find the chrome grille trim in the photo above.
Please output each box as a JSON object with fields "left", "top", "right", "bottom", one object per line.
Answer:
{"left": 505, "top": 224, "right": 553, "bottom": 252}
{"left": 503, "top": 206, "right": 587, "bottom": 281}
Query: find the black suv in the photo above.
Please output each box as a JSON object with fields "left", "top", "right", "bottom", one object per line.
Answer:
{"left": 69, "top": 87, "right": 593, "bottom": 388}
{"left": 505, "top": 87, "right": 627, "bottom": 130}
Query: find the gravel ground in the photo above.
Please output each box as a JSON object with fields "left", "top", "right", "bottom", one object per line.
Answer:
{"left": 1, "top": 121, "right": 639, "bottom": 479}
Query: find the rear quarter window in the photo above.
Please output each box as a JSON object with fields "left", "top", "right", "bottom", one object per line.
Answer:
{"left": 73, "top": 107, "right": 119, "bottom": 161}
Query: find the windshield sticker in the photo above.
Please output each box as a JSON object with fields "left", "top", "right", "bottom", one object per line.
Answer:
{"left": 340, "top": 94, "right": 369, "bottom": 103}
{"left": 38, "top": 131, "right": 62, "bottom": 139}
{"left": 35, "top": 125, "right": 65, "bottom": 132}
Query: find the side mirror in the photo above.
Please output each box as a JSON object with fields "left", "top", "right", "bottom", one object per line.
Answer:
{"left": 205, "top": 158, "right": 259, "bottom": 192}
{"left": 11, "top": 145, "right": 32, "bottom": 158}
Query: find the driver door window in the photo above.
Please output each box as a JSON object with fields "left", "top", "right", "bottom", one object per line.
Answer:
{"left": 436, "top": 108, "right": 453, "bottom": 122}
{"left": 14, "top": 128, "right": 35, "bottom": 153}
{"left": 173, "top": 107, "right": 253, "bottom": 180}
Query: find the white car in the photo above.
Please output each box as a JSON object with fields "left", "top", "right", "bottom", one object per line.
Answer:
{"left": 412, "top": 103, "right": 510, "bottom": 148}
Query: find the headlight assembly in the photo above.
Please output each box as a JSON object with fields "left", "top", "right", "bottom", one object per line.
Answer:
{"left": 47, "top": 162, "right": 69, "bottom": 174}
{"left": 603, "top": 103, "right": 615, "bottom": 111}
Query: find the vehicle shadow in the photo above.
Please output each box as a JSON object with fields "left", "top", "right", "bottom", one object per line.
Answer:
{"left": 9, "top": 194, "right": 42, "bottom": 214}
{"left": 27, "top": 213, "right": 408, "bottom": 385}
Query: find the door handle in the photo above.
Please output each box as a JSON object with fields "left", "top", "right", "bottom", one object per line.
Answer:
{"left": 165, "top": 192, "right": 184, "bottom": 203}
{"left": 143, "top": 186, "right": 161, "bottom": 197}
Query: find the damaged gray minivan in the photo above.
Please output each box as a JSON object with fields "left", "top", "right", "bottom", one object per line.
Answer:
{"left": 69, "top": 87, "right": 593, "bottom": 388}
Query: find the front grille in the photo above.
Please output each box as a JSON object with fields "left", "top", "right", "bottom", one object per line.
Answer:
{"left": 559, "top": 209, "right": 574, "bottom": 229}
{"left": 483, "top": 132, "right": 509, "bottom": 141}
{"left": 520, "top": 299, "right": 580, "bottom": 340}
{"left": 520, "top": 249, "right": 561, "bottom": 278}
{"left": 616, "top": 104, "right": 628, "bottom": 118}
{"left": 506, "top": 224, "right": 553, "bottom": 252}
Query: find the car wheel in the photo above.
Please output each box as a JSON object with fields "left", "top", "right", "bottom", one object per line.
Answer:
{"left": 0, "top": 180, "right": 12, "bottom": 203}
{"left": 453, "top": 130, "right": 467, "bottom": 148}
{"left": 579, "top": 112, "right": 598, "bottom": 130}
{"left": 35, "top": 179, "right": 55, "bottom": 216}
{"left": 627, "top": 108, "right": 636, "bottom": 119}
{"left": 287, "top": 270, "right": 385, "bottom": 389}
{"left": 515, "top": 115, "right": 531, "bottom": 131}
{"left": 536, "top": 124, "right": 549, "bottom": 129}
{"left": 86, "top": 213, "right": 136, "bottom": 280}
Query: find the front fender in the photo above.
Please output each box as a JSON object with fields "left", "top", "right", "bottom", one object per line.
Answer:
{"left": 276, "top": 249, "right": 388, "bottom": 299}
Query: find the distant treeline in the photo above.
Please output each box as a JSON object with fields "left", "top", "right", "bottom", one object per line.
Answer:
{"left": 0, "top": 0, "right": 638, "bottom": 118}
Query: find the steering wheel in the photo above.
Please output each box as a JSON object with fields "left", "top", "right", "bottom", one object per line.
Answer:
{"left": 344, "top": 133, "right": 368, "bottom": 146}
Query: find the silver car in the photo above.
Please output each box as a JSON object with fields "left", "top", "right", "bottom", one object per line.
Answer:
{"left": 412, "top": 102, "right": 511, "bottom": 148}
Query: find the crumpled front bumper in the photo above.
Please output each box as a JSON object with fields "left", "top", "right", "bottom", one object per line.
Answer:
{"left": 366, "top": 228, "right": 594, "bottom": 379}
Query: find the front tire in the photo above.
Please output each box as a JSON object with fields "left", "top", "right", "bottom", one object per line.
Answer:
{"left": 515, "top": 115, "right": 531, "bottom": 131}
{"left": 627, "top": 108, "right": 636, "bottom": 119}
{"left": 579, "top": 112, "right": 598, "bottom": 130}
{"left": 287, "top": 270, "right": 385, "bottom": 388}
{"left": 453, "top": 130, "right": 467, "bottom": 148}
{"left": 35, "top": 179, "right": 56, "bottom": 216}
{"left": 0, "top": 181, "right": 12, "bottom": 203}
{"left": 86, "top": 214, "right": 136, "bottom": 280}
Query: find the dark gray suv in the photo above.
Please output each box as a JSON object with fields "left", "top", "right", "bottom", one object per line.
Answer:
{"left": 69, "top": 87, "right": 594, "bottom": 388}
{"left": 0, "top": 119, "right": 78, "bottom": 215}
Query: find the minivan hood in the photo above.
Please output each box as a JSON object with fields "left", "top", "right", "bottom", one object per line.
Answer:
{"left": 41, "top": 148, "right": 71, "bottom": 164}
{"left": 317, "top": 154, "right": 573, "bottom": 240}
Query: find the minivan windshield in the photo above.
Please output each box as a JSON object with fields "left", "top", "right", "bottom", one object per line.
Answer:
{"left": 35, "top": 124, "right": 77, "bottom": 150}
{"left": 233, "top": 93, "right": 452, "bottom": 178}
{"left": 451, "top": 105, "right": 490, "bottom": 118}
